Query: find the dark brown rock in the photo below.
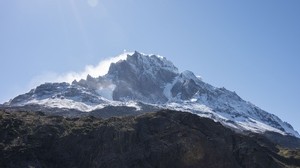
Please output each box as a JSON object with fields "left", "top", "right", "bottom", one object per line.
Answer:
{"left": 0, "top": 110, "right": 299, "bottom": 168}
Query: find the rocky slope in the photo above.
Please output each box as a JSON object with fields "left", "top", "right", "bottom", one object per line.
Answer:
{"left": 3, "top": 51, "right": 299, "bottom": 138}
{"left": 0, "top": 110, "right": 299, "bottom": 168}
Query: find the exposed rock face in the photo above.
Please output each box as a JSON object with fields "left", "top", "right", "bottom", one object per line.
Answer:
{"left": 1, "top": 110, "right": 299, "bottom": 168}
{"left": 107, "top": 52, "right": 178, "bottom": 103}
{"left": 171, "top": 71, "right": 202, "bottom": 99}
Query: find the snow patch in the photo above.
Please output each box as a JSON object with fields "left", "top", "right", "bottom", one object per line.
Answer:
{"left": 163, "top": 76, "right": 178, "bottom": 100}
{"left": 125, "top": 101, "right": 142, "bottom": 111}
{"left": 96, "top": 84, "right": 115, "bottom": 100}
{"left": 27, "top": 98, "right": 93, "bottom": 112}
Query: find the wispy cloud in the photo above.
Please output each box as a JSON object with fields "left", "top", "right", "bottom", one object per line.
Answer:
{"left": 29, "top": 53, "right": 130, "bottom": 88}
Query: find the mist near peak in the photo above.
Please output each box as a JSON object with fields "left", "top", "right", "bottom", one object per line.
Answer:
{"left": 29, "top": 52, "right": 131, "bottom": 89}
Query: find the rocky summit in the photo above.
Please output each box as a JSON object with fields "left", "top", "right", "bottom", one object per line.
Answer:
{"left": 3, "top": 51, "right": 299, "bottom": 138}
{"left": 1, "top": 110, "right": 300, "bottom": 168}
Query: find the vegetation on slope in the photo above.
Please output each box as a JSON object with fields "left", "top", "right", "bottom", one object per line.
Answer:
{"left": 0, "top": 110, "right": 299, "bottom": 168}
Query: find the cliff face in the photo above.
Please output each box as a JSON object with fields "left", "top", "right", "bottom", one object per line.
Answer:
{"left": 0, "top": 110, "right": 299, "bottom": 168}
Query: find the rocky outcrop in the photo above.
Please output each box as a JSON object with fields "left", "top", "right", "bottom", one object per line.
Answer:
{"left": 107, "top": 51, "right": 178, "bottom": 103}
{"left": 0, "top": 110, "right": 299, "bottom": 168}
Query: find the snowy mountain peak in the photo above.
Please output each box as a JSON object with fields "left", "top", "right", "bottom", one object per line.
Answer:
{"left": 108, "top": 51, "right": 178, "bottom": 77}
{"left": 5, "top": 51, "right": 300, "bottom": 138}
{"left": 105, "top": 52, "right": 179, "bottom": 103}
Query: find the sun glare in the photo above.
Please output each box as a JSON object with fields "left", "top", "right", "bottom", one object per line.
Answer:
{"left": 87, "top": 0, "right": 98, "bottom": 7}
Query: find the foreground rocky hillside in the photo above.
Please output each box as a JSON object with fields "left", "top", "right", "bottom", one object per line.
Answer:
{"left": 0, "top": 110, "right": 299, "bottom": 168}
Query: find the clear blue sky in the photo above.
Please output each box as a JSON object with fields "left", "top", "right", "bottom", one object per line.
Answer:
{"left": 0, "top": 0, "right": 299, "bottom": 133}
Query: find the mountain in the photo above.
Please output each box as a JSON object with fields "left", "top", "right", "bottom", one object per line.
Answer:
{"left": 3, "top": 51, "right": 299, "bottom": 138}
{"left": 1, "top": 109, "right": 300, "bottom": 168}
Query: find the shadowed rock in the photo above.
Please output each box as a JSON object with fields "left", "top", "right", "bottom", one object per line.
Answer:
{"left": 0, "top": 110, "right": 299, "bottom": 168}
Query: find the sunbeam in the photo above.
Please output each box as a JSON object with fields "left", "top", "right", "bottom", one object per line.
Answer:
{"left": 68, "top": 0, "right": 93, "bottom": 55}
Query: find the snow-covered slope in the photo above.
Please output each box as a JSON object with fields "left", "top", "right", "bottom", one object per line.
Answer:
{"left": 5, "top": 51, "right": 300, "bottom": 138}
